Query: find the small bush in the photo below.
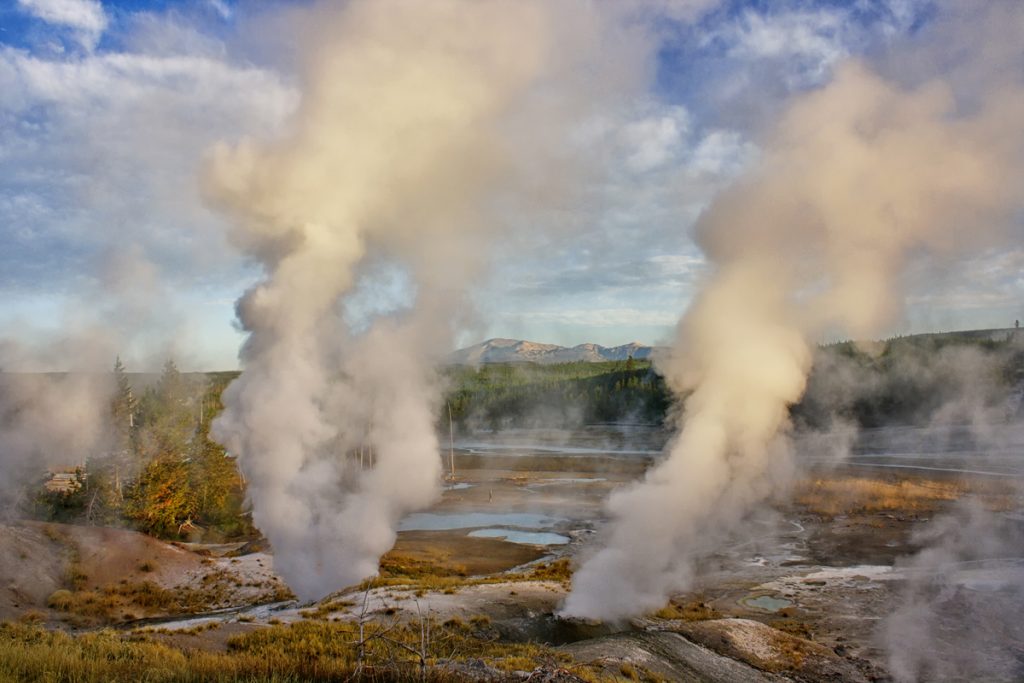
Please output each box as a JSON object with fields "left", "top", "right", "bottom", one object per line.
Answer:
{"left": 18, "top": 610, "right": 45, "bottom": 625}
{"left": 47, "top": 590, "right": 74, "bottom": 610}
{"left": 65, "top": 565, "right": 89, "bottom": 591}
{"left": 652, "top": 598, "right": 721, "bottom": 621}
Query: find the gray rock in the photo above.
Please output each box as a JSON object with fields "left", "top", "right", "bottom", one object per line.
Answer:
{"left": 561, "top": 629, "right": 784, "bottom": 682}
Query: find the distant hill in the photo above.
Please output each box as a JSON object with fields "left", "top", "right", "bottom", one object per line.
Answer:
{"left": 448, "top": 338, "right": 655, "bottom": 365}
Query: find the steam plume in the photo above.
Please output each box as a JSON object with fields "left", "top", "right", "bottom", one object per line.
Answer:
{"left": 205, "top": 0, "right": 645, "bottom": 599}
{"left": 0, "top": 250, "right": 177, "bottom": 515}
{"left": 0, "top": 358, "right": 113, "bottom": 515}
{"left": 564, "top": 6, "right": 1024, "bottom": 619}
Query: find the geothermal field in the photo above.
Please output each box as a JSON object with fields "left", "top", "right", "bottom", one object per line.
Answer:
{"left": 2, "top": 396, "right": 1024, "bottom": 682}
{"left": 2, "top": 0, "right": 1024, "bottom": 681}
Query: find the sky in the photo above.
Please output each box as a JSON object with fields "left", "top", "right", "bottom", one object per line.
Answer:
{"left": 1, "top": 0, "right": 1021, "bottom": 370}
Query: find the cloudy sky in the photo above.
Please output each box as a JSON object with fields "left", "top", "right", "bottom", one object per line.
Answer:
{"left": 1, "top": 0, "right": 1021, "bottom": 370}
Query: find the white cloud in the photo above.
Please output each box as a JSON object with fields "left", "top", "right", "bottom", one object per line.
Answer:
{"left": 16, "top": 0, "right": 108, "bottom": 50}
{"left": 906, "top": 249, "right": 1024, "bottom": 314}
{"left": 0, "top": 28, "right": 297, "bottom": 367}
{"left": 621, "top": 0, "right": 721, "bottom": 23}
{"left": 501, "top": 307, "right": 681, "bottom": 329}
{"left": 648, "top": 253, "right": 705, "bottom": 274}
{"left": 686, "top": 129, "right": 757, "bottom": 175}
{"left": 207, "top": 0, "right": 231, "bottom": 21}
{"left": 718, "top": 9, "right": 850, "bottom": 86}
{"left": 474, "top": 93, "right": 756, "bottom": 347}
{"left": 621, "top": 107, "right": 689, "bottom": 173}
{"left": 698, "top": 2, "right": 930, "bottom": 95}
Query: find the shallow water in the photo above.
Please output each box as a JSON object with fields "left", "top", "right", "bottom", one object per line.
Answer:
{"left": 531, "top": 477, "right": 607, "bottom": 486}
{"left": 467, "top": 528, "right": 570, "bottom": 545}
{"left": 397, "top": 511, "right": 566, "bottom": 531}
{"left": 797, "top": 423, "right": 1024, "bottom": 477}
{"left": 742, "top": 595, "right": 793, "bottom": 612}
{"left": 456, "top": 425, "right": 668, "bottom": 458}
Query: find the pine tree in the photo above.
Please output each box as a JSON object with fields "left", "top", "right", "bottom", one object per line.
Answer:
{"left": 125, "top": 457, "right": 196, "bottom": 536}
{"left": 138, "top": 358, "right": 194, "bottom": 461}
{"left": 108, "top": 356, "right": 138, "bottom": 500}
{"left": 77, "top": 357, "right": 138, "bottom": 524}
{"left": 188, "top": 377, "right": 247, "bottom": 536}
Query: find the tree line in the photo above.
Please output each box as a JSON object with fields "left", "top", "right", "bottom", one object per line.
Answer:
{"left": 32, "top": 360, "right": 250, "bottom": 540}
{"left": 443, "top": 357, "right": 670, "bottom": 429}
{"left": 29, "top": 329, "right": 1024, "bottom": 540}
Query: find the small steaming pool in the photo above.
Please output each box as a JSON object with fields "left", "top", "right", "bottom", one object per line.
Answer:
{"left": 467, "top": 528, "right": 570, "bottom": 545}
{"left": 397, "top": 511, "right": 567, "bottom": 532}
{"left": 741, "top": 594, "right": 793, "bottom": 612}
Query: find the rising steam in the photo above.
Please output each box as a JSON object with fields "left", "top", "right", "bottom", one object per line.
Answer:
{"left": 205, "top": 0, "right": 644, "bottom": 599}
{"left": 564, "top": 8, "right": 1024, "bottom": 619}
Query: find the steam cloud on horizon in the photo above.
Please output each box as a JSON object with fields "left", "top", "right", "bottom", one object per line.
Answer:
{"left": 562, "top": 2, "right": 1024, "bottom": 620}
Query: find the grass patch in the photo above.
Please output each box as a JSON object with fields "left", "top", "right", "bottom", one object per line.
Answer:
{"left": 652, "top": 598, "right": 721, "bottom": 622}
{"left": 226, "top": 618, "right": 572, "bottom": 674}
{"left": 64, "top": 564, "right": 89, "bottom": 591}
{"left": 379, "top": 551, "right": 467, "bottom": 580}
{"left": 45, "top": 575, "right": 288, "bottom": 624}
{"left": 0, "top": 619, "right": 601, "bottom": 682}
{"left": 17, "top": 611, "right": 46, "bottom": 625}
{"left": 771, "top": 617, "right": 814, "bottom": 640}
{"left": 0, "top": 621, "right": 470, "bottom": 682}
{"left": 352, "top": 556, "right": 574, "bottom": 595}
{"left": 46, "top": 590, "right": 74, "bottom": 611}
{"left": 41, "top": 524, "right": 64, "bottom": 543}
{"left": 792, "top": 476, "right": 1016, "bottom": 516}
{"left": 523, "top": 558, "right": 573, "bottom": 583}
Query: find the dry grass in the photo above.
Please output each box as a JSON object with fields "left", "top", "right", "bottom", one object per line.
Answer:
{"left": 652, "top": 598, "right": 721, "bottom": 622}
{"left": 44, "top": 556, "right": 295, "bottom": 625}
{"left": 352, "top": 556, "right": 574, "bottom": 595}
{"left": 47, "top": 581, "right": 189, "bottom": 622}
{"left": 522, "top": 558, "right": 573, "bottom": 584}
{"left": 45, "top": 574, "right": 292, "bottom": 625}
{"left": 771, "top": 634, "right": 813, "bottom": 671}
{"left": 0, "top": 621, "right": 473, "bottom": 682}
{"left": 41, "top": 524, "right": 64, "bottom": 543}
{"left": 16, "top": 611, "right": 45, "bottom": 625}
{"left": 64, "top": 562, "right": 89, "bottom": 591}
{"left": 379, "top": 552, "right": 467, "bottom": 580}
{"left": 0, "top": 617, "right": 603, "bottom": 682}
{"left": 792, "top": 476, "right": 995, "bottom": 515}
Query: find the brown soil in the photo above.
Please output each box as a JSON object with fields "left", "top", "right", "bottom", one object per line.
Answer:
{"left": 0, "top": 521, "right": 289, "bottom": 625}
{"left": 803, "top": 511, "right": 921, "bottom": 566}
{"left": 142, "top": 620, "right": 266, "bottom": 653}
{"left": 52, "top": 523, "right": 204, "bottom": 591}
{"left": 0, "top": 523, "right": 65, "bottom": 620}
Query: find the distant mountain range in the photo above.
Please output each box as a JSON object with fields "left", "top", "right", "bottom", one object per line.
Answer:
{"left": 448, "top": 338, "right": 657, "bottom": 365}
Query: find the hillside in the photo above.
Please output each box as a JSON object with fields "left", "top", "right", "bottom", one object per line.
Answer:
{"left": 444, "top": 359, "right": 668, "bottom": 429}
{"left": 448, "top": 338, "right": 655, "bottom": 365}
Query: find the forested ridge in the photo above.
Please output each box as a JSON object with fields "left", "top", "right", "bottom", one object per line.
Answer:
{"left": 444, "top": 357, "right": 669, "bottom": 429}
